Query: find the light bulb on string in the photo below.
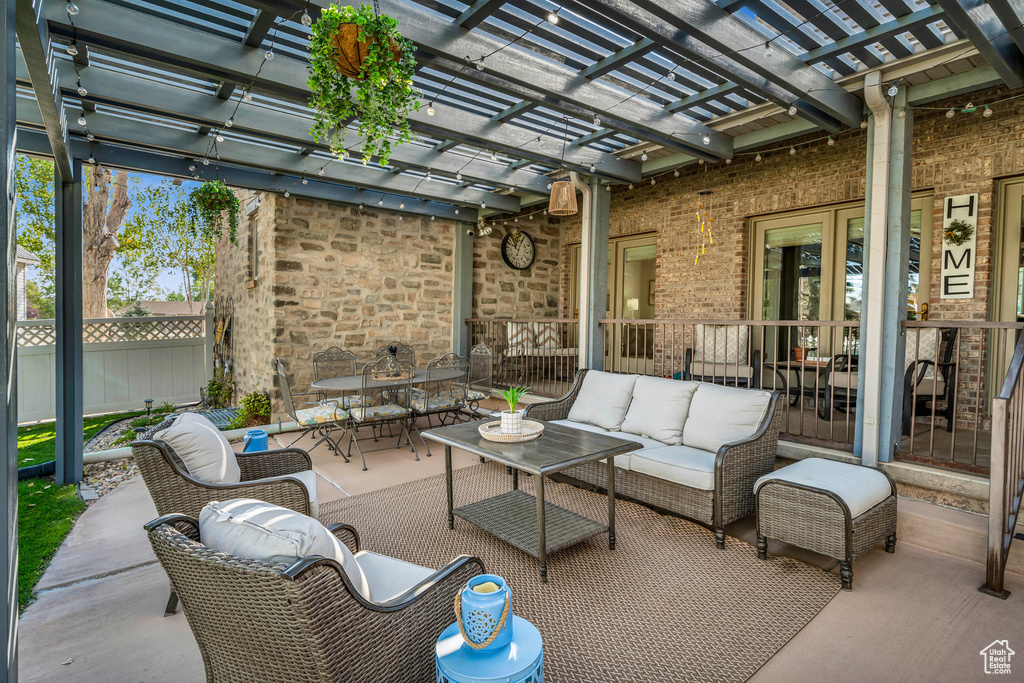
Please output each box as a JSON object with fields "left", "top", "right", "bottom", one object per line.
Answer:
{"left": 265, "top": 50, "right": 274, "bottom": 61}
{"left": 789, "top": 145, "right": 796, "bottom": 156}
{"left": 67, "top": 43, "right": 79, "bottom": 56}
{"left": 946, "top": 108, "right": 955, "bottom": 119}
{"left": 88, "top": 157, "right": 95, "bottom": 164}
{"left": 763, "top": 41, "right": 773, "bottom": 58}
{"left": 698, "top": 159, "right": 704, "bottom": 165}
{"left": 896, "top": 108, "right": 906, "bottom": 119}
{"left": 301, "top": 178, "right": 308, "bottom": 185}
{"left": 77, "top": 82, "right": 87, "bottom": 97}
{"left": 481, "top": 203, "right": 486, "bottom": 209}
{"left": 86, "top": 133, "right": 94, "bottom": 141}
{"left": 77, "top": 112, "right": 87, "bottom": 126}
{"left": 318, "top": 168, "right": 325, "bottom": 175}
{"left": 593, "top": 115, "right": 601, "bottom": 126}
{"left": 202, "top": 158, "right": 209, "bottom": 166}
{"left": 755, "top": 153, "right": 762, "bottom": 162}
{"left": 641, "top": 152, "right": 648, "bottom": 161}
{"left": 456, "top": 172, "right": 462, "bottom": 180}
{"left": 547, "top": 11, "right": 559, "bottom": 24}
{"left": 427, "top": 103, "right": 435, "bottom": 116}
{"left": 887, "top": 84, "right": 898, "bottom": 97}
{"left": 225, "top": 118, "right": 233, "bottom": 128}
{"left": 828, "top": 135, "right": 836, "bottom": 145}
{"left": 430, "top": 216, "right": 435, "bottom": 221}
{"left": 476, "top": 59, "right": 485, "bottom": 71}
{"left": 378, "top": 199, "right": 383, "bottom": 205}
{"left": 702, "top": 134, "right": 711, "bottom": 145}
{"left": 674, "top": 170, "right": 680, "bottom": 177}
{"left": 358, "top": 204, "right": 363, "bottom": 209}
{"left": 860, "top": 120, "right": 868, "bottom": 129}
{"left": 628, "top": 184, "right": 634, "bottom": 190}
{"left": 787, "top": 105, "right": 797, "bottom": 116}
{"left": 984, "top": 105, "right": 994, "bottom": 117}
{"left": 243, "top": 90, "right": 252, "bottom": 102}
{"left": 455, "top": 209, "right": 460, "bottom": 215}
{"left": 66, "top": 2, "right": 80, "bottom": 15}
{"left": 399, "top": 203, "right": 405, "bottom": 209}
{"left": 301, "top": 11, "right": 312, "bottom": 27}
{"left": 216, "top": 134, "right": 224, "bottom": 142}
{"left": 284, "top": 191, "right": 290, "bottom": 198}
{"left": 650, "top": 178, "right": 656, "bottom": 185}
{"left": 189, "top": 164, "right": 196, "bottom": 172}
{"left": 490, "top": 151, "right": 498, "bottom": 161}
{"left": 667, "top": 71, "right": 675, "bottom": 81}
{"left": 725, "top": 158, "right": 731, "bottom": 164}
{"left": 547, "top": 182, "right": 552, "bottom": 189}
{"left": 589, "top": 165, "right": 596, "bottom": 172}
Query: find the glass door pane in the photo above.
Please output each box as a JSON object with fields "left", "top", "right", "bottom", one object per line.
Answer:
{"left": 762, "top": 223, "right": 823, "bottom": 322}
{"left": 842, "top": 209, "right": 923, "bottom": 321}
{"left": 608, "top": 237, "right": 656, "bottom": 373}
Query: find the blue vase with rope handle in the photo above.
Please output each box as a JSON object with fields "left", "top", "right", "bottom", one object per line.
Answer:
{"left": 456, "top": 574, "right": 513, "bottom": 653}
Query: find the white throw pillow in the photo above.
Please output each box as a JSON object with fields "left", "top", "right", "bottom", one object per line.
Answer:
{"left": 153, "top": 412, "right": 241, "bottom": 484}
{"left": 567, "top": 371, "right": 639, "bottom": 431}
{"left": 199, "top": 499, "right": 371, "bottom": 599}
{"left": 681, "top": 384, "right": 771, "bottom": 453}
{"left": 620, "top": 377, "right": 700, "bottom": 445}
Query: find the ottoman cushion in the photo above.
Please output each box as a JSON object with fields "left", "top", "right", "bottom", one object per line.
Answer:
{"left": 755, "top": 458, "right": 892, "bottom": 518}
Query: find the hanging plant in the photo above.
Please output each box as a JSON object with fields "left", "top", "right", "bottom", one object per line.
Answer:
{"left": 944, "top": 218, "right": 974, "bottom": 247}
{"left": 189, "top": 180, "right": 240, "bottom": 244}
{"left": 307, "top": 4, "right": 419, "bottom": 166}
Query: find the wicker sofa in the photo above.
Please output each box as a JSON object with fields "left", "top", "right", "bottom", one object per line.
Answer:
{"left": 524, "top": 369, "right": 782, "bottom": 548}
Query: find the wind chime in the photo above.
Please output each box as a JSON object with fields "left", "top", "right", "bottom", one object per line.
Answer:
{"left": 694, "top": 188, "right": 714, "bottom": 265}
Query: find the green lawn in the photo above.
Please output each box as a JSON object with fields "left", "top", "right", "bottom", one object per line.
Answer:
{"left": 17, "top": 410, "right": 143, "bottom": 609}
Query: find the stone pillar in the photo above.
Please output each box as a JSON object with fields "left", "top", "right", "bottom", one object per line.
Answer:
{"left": 55, "top": 158, "right": 84, "bottom": 485}
{"left": 572, "top": 174, "right": 610, "bottom": 370}
{"left": 856, "top": 74, "right": 912, "bottom": 466}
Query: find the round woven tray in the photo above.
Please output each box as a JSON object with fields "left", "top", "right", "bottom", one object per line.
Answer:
{"left": 371, "top": 369, "right": 414, "bottom": 381}
{"left": 478, "top": 420, "right": 545, "bottom": 443}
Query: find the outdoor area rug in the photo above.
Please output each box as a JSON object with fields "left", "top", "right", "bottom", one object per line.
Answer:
{"left": 319, "top": 462, "right": 839, "bottom": 683}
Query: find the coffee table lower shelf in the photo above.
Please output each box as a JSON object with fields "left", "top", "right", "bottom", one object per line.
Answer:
{"left": 454, "top": 489, "right": 608, "bottom": 559}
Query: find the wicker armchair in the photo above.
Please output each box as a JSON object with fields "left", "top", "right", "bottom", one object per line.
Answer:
{"left": 525, "top": 369, "right": 781, "bottom": 548}
{"left": 145, "top": 514, "right": 485, "bottom": 683}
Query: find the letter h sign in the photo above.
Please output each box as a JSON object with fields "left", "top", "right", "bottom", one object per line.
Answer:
{"left": 940, "top": 193, "right": 978, "bottom": 300}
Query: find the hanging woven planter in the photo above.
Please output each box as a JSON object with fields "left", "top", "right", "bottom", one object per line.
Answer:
{"left": 329, "top": 23, "right": 403, "bottom": 79}
{"left": 548, "top": 180, "right": 578, "bottom": 216}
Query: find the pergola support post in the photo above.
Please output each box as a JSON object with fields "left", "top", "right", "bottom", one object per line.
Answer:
{"left": 452, "top": 222, "right": 474, "bottom": 356}
{"left": 856, "top": 74, "right": 912, "bottom": 466}
{"left": 55, "top": 159, "right": 84, "bottom": 486}
{"left": 572, "top": 174, "right": 610, "bottom": 371}
{"left": 1, "top": 0, "right": 19, "bottom": 676}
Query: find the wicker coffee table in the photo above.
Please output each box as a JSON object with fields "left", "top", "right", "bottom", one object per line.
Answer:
{"left": 423, "top": 420, "right": 641, "bottom": 582}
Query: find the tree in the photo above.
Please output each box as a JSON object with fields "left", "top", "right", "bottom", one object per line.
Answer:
{"left": 15, "top": 156, "right": 56, "bottom": 304}
{"left": 25, "top": 280, "right": 54, "bottom": 319}
{"left": 142, "top": 180, "right": 216, "bottom": 309}
{"left": 166, "top": 291, "right": 186, "bottom": 302}
{"left": 105, "top": 204, "right": 164, "bottom": 313}
{"left": 83, "top": 164, "right": 132, "bottom": 318}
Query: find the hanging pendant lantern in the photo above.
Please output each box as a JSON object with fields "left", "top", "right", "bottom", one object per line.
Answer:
{"left": 548, "top": 179, "right": 578, "bottom": 216}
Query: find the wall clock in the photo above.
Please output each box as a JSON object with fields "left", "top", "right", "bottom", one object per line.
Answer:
{"left": 501, "top": 230, "right": 536, "bottom": 270}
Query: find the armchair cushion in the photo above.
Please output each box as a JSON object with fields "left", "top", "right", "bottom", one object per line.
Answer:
{"left": 353, "top": 551, "right": 434, "bottom": 603}
{"left": 292, "top": 470, "right": 319, "bottom": 517}
{"left": 567, "top": 370, "right": 638, "bottom": 431}
{"left": 199, "top": 499, "right": 370, "bottom": 598}
{"left": 620, "top": 377, "right": 699, "bottom": 445}
{"left": 682, "top": 384, "right": 771, "bottom": 453}
{"left": 295, "top": 403, "right": 349, "bottom": 426}
{"left": 153, "top": 413, "right": 240, "bottom": 484}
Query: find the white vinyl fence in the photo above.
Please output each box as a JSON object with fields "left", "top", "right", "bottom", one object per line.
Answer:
{"left": 16, "top": 312, "right": 214, "bottom": 422}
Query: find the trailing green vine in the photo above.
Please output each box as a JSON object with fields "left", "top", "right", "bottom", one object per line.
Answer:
{"left": 189, "top": 181, "right": 240, "bottom": 244}
{"left": 944, "top": 218, "right": 974, "bottom": 246}
{"left": 307, "top": 4, "right": 419, "bottom": 166}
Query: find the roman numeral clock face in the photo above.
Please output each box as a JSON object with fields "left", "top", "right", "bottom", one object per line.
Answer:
{"left": 501, "top": 231, "right": 536, "bottom": 270}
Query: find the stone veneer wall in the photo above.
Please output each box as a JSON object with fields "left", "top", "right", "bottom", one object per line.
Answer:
{"left": 472, "top": 213, "right": 562, "bottom": 319}
{"left": 217, "top": 196, "right": 461, "bottom": 413}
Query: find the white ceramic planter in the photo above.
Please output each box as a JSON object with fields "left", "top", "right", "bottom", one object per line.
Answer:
{"left": 500, "top": 409, "right": 524, "bottom": 434}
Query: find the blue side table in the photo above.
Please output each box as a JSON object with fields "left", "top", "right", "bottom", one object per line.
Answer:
{"left": 435, "top": 615, "right": 543, "bottom": 683}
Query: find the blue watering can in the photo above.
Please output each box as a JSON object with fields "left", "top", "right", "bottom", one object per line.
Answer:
{"left": 242, "top": 429, "right": 268, "bottom": 453}
{"left": 455, "top": 574, "right": 513, "bottom": 652}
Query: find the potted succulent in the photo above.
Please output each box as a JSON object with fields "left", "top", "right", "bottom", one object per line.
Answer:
{"left": 189, "top": 180, "right": 240, "bottom": 244}
{"left": 499, "top": 385, "right": 529, "bottom": 434}
{"left": 307, "top": 4, "right": 419, "bottom": 166}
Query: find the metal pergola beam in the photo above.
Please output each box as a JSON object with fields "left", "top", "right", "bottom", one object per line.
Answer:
{"left": 47, "top": 0, "right": 640, "bottom": 182}
{"left": 798, "top": 6, "right": 946, "bottom": 66}
{"left": 16, "top": 127, "right": 475, "bottom": 222}
{"left": 455, "top": 0, "right": 504, "bottom": 29}
{"left": 936, "top": 0, "right": 1024, "bottom": 88}
{"left": 244, "top": 8, "right": 277, "bottom": 48}
{"left": 40, "top": 58, "right": 555, "bottom": 195}
{"left": 580, "top": 38, "right": 657, "bottom": 79}
{"left": 578, "top": 0, "right": 862, "bottom": 129}
{"left": 393, "top": 2, "right": 731, "bottom": 159}
{"left": 16, "top": 0, "right": 72, "bottom": 179}
{"left": 16, "top": 99, "right": 521, "bottom": 212}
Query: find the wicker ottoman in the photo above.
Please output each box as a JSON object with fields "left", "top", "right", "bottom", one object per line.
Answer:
{"left": 754, "top": 458, "right": 897, "bottom": 590}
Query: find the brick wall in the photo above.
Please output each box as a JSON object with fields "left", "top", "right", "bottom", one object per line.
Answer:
{"left": 472, "top": 212, "right": 561, "bottom": 319}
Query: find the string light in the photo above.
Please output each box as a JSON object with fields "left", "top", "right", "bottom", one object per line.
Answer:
{"left": 490, "top": 150, "right": 498, "bottom": 161}
{"left": 755, "top": 153, "right": 762, "bottom": 162}
{"left": 593, "top": 115, "right": 601, "bottom": 126}
{"left": 284, "top": 191, "right": 290, "bottom": 197}
{"left": 641, "top": 152, "right": 648, "bottom": 161}
{"left": 897, "top": 107, "right": 906, "bottom": 119}
{"left": 427, "top": 103, "right": 436, "bottom": 116}
{"left": 547, "top": 11, "right": 559, "bottom": 24}
{"left": 946, "top": 108, "right": 955, "bottom": 118}
{"left": 674, "top": 170, "right": 680, "bottom": 177}
{"left": 66, "top": 43, "right": 78, "bottom": 56}
{"left": 301, "top": 11, "right": 312, "bottom": 27}
{"left": 202, "top": 158, "right": 209, "bottom": 166}
{"left": 667, "top": 71, "right": 676, "bottom": 81}
{"left": 76, "top": 82, "right": 87, "bottom": 97}
{"left": 628, "top": 184, "right": 634, "bottom": 190}
{"left": 789, "top": 145, "right": 796, "bottom": 156}
{"left": 265, "top": 50, "right": 275, "bottom": 60}
{"left": 827, "top": 135, "right": 835, "bottom": 145}
{"left": 650, "top": 178, "right": 656, "bottom": 185}
{"left": 787, "top": 105, "right": 797, "bottom": 116}
{"left": 378, "top": 199, "right": 384, "bottom": 205}
{"left": 887, "top": 84, "right": 898, "bottom": 97}
{"left": 860, "top": 121, "right": 868, "bottom": 129}
{"left": 476, "top": 58, "right": 485, "bottom": 71}
{"left": 301, "top": 178, "right": 308, "bottom": 185}
{"left": 454, "top": 208, "right": 460, "bottom": 214}
{"left": 589, "top": 165, "right": 596, "bottom": 172}
{"left": 702, "top": 134, "right": 711, "bottom": 145}
{"left": 399, "top": 203, "right": 405, "bottom": 209}
{"left": 66, "top": 2, "right": 79, "bottom": 15}
{"left": 318, "top": 167, "right": 325, "bottom": 175}
{"left": 698, "top": 159, "right": 704, "bottom": 165}
{"left": 456, "top": 172, "right": 462, "bottom": 180}
{"left": 188, "top": 164, "right": 196, "bottom": 172}
{"left": 86, "top": 133, "right": 94, "bottom": 141}
{"left": 243, "top": 90, "right": 253, "bottom": 102}
{"left": 984, "top": 104, "right": 993, "bottom": 117}
{"left": 481, "top": 202, "right": 486, "bottom": 209}
{"left": 225, "top": 118, "right": 233, "bottom": 127}
{"left": 216, "top": 134, "right": 224, "bottom": 142}
{"left": 763, "top": 41, "right": 773, "bottom": 58}
{"left": 77, "top": 112, "right": 87, "bottom": 126}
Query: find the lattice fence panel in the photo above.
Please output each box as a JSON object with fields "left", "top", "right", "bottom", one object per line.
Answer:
{"left": 17, "top": 317, "right": 205, "bottom": 347}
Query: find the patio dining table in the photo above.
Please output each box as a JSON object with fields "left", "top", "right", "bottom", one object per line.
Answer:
{"left": 310, "top": 368, "right": 463, "bottom": 392}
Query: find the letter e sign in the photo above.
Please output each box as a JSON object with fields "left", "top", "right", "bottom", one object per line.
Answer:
{"left": 940, "top": 193, "right": 978, "bottom": 299}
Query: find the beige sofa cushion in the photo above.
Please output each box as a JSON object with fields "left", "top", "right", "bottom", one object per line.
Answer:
{"left": 354, "top": 551, "right": 435, "bottom": 603}
{"left": 620, "top": 377, "right": 699, "bottom": 445}
{"left": 682, "top": 384, "right": 771, "bottom": 453}
{"left": 567, "top": 371, "right": 638, "bottom": 431}
{"left": 199, "top": 499, "right": 371, "bottom": 598}
{"left": 630, "top": 445, "right": 717, "bottom": 491}
{"left": 154, "top": 412, "right": 240, "bottom": 484}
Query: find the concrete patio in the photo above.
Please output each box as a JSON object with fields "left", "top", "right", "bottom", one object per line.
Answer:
{"left": 17, "top": 415, "right": 1024, "bottom": 683}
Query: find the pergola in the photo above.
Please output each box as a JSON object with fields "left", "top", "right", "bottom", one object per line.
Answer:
{"left": 2, "top": 0, "right": 1024, "bottom": 675}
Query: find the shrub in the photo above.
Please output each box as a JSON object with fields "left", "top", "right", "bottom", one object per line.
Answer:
{"left": 228, "top": 391, "right": 271, "bottom": 430}
{"left": 204, "top": 368, "right": 234, "bottom": 409}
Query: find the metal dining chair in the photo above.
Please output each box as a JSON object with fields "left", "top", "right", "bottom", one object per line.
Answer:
{"left": 348, "top": 355, "right": 418, "bottom": 470}
{"left": 312, "top": 347, "right": 374, "bottom": 410}
{"left": 373, "top": 341, "right": 416, "bottom": 366}
{"left": 275, "top": 358, "right": 350, "bottom": 459}
{"left": 404, "top": 354, "right": 469, "bottom": 456}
